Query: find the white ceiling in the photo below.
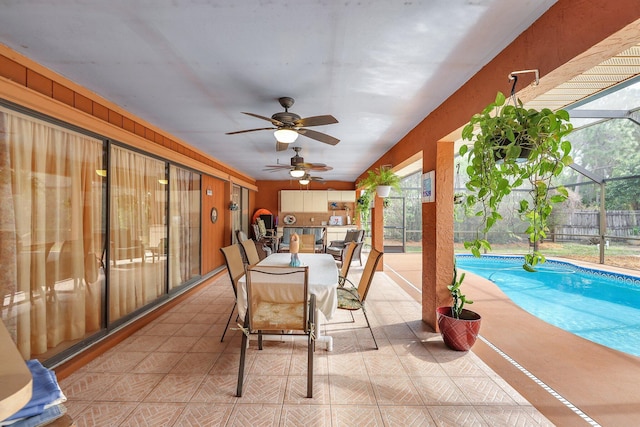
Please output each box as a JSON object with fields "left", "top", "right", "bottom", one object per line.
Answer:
{"left": 0, "top": 0, "right": 557, "bottom": 181}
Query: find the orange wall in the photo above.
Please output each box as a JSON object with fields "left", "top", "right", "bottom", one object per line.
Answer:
{"left": 201, "top": 175, "right": 228, "bottom": 274}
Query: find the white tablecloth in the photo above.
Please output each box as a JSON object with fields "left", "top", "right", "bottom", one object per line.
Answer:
{"left": 237, "top": 253, "right": 338, "bottom": 320}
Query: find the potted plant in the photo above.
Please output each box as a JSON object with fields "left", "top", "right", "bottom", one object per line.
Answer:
{"left": 358, "top": 166, "right": 401, "bottom": 198}
{"left": 459, "top": 91, "right": 573, "bottom": 271}
{"left": 436, "top": 262, "right": 481, "bottom": 351}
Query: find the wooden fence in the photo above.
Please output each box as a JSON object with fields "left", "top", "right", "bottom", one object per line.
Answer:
{"left": 555, "top": 210, "right": 640, "bottom": 240}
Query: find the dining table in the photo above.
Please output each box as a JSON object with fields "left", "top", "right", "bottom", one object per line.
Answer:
{"left": 237, "top": 252, "right": 339, "bottom": 351}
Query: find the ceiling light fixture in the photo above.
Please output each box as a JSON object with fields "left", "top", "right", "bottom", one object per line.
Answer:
{"left": 274, "top": 128, "right": 299, "bottom": 143}
{"left": 299, "top": 177, "right": 310, "bottom": 185}
{"left": 290, "top": 168, "right": 305, "bottom": 178}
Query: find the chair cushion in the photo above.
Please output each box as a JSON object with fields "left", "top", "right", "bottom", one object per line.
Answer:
{"left": 252, "top": 301, "right": 305, "bottom": 330}
{"left": 337, "top": 287, "right": 362, "bottom": 310}
{"left": 326, "top": 246, "right": 341, "bottom": 256}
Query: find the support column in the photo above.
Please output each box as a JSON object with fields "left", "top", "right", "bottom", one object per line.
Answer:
{"left": 370, "top": 193, "right": 384, "bottom": 271}
{"left": 422, "top": 140, "right": 455, "bottom": 330}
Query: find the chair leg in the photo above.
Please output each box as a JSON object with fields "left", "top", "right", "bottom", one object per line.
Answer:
{"left": 237, "top": 318, "right": 250, "bottom": 397}
{"left": 220, "top": 301, "right": 237, "bottom": 342}
{"left": 258, "top": 331, "right": 263, "bottom": 350}
{"left": 361, "top": 306, "right": 378, "bottom": 350}
{"left": 307, "top": 295, "right": 316, "bottom": 398}
{"left": 349, "top": 310, "right": 355, "bottom": 323}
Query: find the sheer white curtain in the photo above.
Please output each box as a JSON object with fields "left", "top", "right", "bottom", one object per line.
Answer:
{"left": 0, "top": 107, "right": 104, "bottom": 359}
{"left": 109, "top": 146, "right": 166, "bottom": 322}
{"left": 169, "top": 165, "right": 201, "bottom": 289}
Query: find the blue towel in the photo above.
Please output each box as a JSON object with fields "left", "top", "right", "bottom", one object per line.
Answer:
{"left": 3, "top": 360, "right": 65, "bottom": 422}
{"left": 5, "top": 404, "right": 66, "bottom": 427}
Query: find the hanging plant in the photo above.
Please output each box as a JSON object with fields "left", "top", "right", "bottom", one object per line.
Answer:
{"left": 355, "top": 190, "right": 373, "bottom": 225}
{"left": 357, "top": 166, "right": 401, "bottom": 198}
{"left": 453, "top": 192, "right": 465, "bottom": 205}
{"left": 459, "top": 91, "right": 573, "bottom": 271}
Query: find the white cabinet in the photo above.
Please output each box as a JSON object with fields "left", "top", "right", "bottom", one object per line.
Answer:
{"left": 303, "top": 191, "right": 328, "bottom": 212}
{"left": 280, "top": 190, "right": 328, "bottom": 213}
{"left": 327, "top": 190, "right": 356, "bottom": 202}
{"left": 280, "top": 190, "right": 304, "bottom": 212}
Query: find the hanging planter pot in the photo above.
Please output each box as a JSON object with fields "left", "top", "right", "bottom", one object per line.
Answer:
{"left": 358, "top": 167, "right": 401, "bottom": 200}
{"left": 376, "top": 185, "right": 391, "bottom": 198}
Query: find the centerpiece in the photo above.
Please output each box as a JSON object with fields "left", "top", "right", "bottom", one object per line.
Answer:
{"left": 289, "top": 233, "right": 301, "bottom": 266}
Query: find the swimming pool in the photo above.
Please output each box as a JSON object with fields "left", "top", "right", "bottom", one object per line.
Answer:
{"left": 455, "top": 255, "right": 640, "bottom": 357}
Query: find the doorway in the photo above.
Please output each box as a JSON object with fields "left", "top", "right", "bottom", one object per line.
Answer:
{"left": 383, "top": 196, "right": 405, "bottom": 253}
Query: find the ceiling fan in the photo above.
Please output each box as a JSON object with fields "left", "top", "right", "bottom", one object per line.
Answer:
{"left": 263, "top": 147, "right": 333, "bottom": 178}
{"left": 298, "top": 173, "right": 325, "bottom": 186}
{"left": 226, "top": 97, "right": 339, "bottom": 151}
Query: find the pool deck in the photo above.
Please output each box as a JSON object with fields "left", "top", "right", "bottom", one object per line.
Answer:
{"left": 383, "top": 253, "right": 640, "bottom": 427}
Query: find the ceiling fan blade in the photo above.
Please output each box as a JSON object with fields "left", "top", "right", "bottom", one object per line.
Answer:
{"left": 294, "top": 115, "right": 338, "bottom": 127}
{"left": 276, "top": 141, "right": 289, "bottom": 152}
{"left": 307, "top": 165, "right": 333, "bottom": 171}
{"left": 313, "top": 166, "right": 333, "bottom": 172}
{"left": 297, "top": 128, "right": 340, "bottom": 145}
{"left": 241, "top": 112, "right": 284, "bottom": 127}
{"left": 226, "top": 127, "right": 274, "bottom": 135}
{"left": 264, "top": 164, "right": 291, "bottom": 169}
{"left": 299, "top": 162, "right": 327, "bottom": 169}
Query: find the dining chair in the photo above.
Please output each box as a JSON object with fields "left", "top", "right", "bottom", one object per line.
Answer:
{"left": 336, "top": 247, "right": 383, "bottom": 349}
{"left": 299, "top": 234, "right": 316, "bottom": 253}
{"left": 219, "top": 244, "right": 246, "bottom": 342}
{"left": 327, "top": 229, "right": 364, "bottom": 264}
{"left": 338, "top": 241, "right": 358, "bottom": 287}
{"left": 237, "top": 265, "right": 316, "bottom": 398}
{"left": 240, "top": 238, "right": 261, "bottom": 265}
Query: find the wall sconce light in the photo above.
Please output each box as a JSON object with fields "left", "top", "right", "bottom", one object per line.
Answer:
{"left": 158, "top": 179, "right": 168, "bottom": 185}
{"left": 95, "top": 169, "right": 107, "bottom": 177}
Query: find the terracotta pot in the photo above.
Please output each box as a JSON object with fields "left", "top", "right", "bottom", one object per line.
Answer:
{"left": 436, "top": 306, "right": 481, "bottom": 351}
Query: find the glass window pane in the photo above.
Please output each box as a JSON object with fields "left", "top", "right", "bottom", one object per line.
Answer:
{"left": 110, "top": 146, "right": 167, "bottom": 322}
{"left": 169, "top": 165, "right": 201, "bottom": 289}
{"left": 0, "top": 106, "right": 105, "bottom": 360}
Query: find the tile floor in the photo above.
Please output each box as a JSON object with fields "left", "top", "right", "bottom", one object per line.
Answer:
{"left": 58, "top": 258, "right": 553, "bottom": 426}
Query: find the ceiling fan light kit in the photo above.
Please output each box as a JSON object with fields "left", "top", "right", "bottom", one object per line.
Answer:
{"left": 274, "top": 128, "right": 299, "bottom": 143}
{"left": 299, "top": 177, "right": 310, "bottom": 185}
{"left": 227, "top": 97, "right": 339, "bottom": 151}
{"left": 290, "top": 168, "right": 306, "bottom": 178}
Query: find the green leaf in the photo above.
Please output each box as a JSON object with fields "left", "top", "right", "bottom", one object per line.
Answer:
{"left": 556, "top": 109, "right": 570, "bottom": 121}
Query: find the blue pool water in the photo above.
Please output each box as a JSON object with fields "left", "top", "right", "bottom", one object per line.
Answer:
{"left": 455, "top": 255, "right": 640, "bottom": 357}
